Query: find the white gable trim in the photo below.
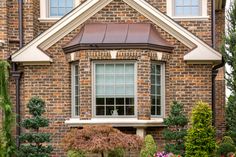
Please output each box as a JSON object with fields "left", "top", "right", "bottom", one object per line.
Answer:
{"left": 11, "top": 0, "right": 222, "bottom": 64}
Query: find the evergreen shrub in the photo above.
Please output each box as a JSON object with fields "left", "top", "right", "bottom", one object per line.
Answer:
{"left": 185, "top": 101, "right": 216, "bottom": 157}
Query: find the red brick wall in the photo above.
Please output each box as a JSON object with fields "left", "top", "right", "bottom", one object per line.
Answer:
{"left": 0, "top": 0, "right": 225, "bottom": 156}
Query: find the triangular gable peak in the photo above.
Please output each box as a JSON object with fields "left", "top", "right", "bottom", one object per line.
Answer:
{"left": 11, "top": 0, "right": 222, "bottom": 65}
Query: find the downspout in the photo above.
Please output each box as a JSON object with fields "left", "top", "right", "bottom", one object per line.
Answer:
{"left": 12, "top": 0, "right": 23, "bottom": 149}
{"left": 211, "top": 0, "right": 217, "bottom": 127}
{"left": 212, "top": 0, "right": 216, "bottom": 49}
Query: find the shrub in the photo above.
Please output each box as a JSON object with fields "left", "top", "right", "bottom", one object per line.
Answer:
{"left": 185, "top": 101, "right": 216, "bottom": 157}
{"left": 108, "top": 147, "right": 125, "bottom": 157}
{"left": 226, "top": 94, "right": 236, "bottom": 144}
{"left": 63, "top": 125, "right": 143, "bottom": 157}
{"left": 18, "top": 97, "right": 53, "bottom": 157}
{"left": 67, "top": 150, "right": 85, "bottom": 157}
{"left": 163, "top": 101, "right": 188, "bottom": 156}
{"left": 217, "top": 136, "right": 236, "bottom": 157}
{"left": 140, "top": 134, "right": 157, "bottom": 157}
{"left": 0, "top": 61, "right": 15, "bottom": 157}
{"left": 222, "top": 0, "right": 236, "bottom": 146}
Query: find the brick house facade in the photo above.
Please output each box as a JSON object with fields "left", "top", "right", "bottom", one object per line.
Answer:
{"left": 0, "top": 0, "right": 225, "bottom": 156}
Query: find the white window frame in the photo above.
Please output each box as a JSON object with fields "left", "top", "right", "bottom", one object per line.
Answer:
{"left": 39, "top": 0, "right": 81, "bottom": 22}
{"left": 71, "top": 63, "right": 79, "bottom": 117}
{"left": 92, "top": 61, "right": 137, "bottom": 118}
{"left": 151, "top": 62, "right": 165, "bottom": 118}
{"left": 166, "top": 0, "right": 209, "bottom": 21}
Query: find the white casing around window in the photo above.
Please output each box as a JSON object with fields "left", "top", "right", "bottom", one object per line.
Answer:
{"left": 39, "top": 0, "right": 82, "bottom": 22}
{"left": 166, "top": 0, "right": 209, "bottom": 20}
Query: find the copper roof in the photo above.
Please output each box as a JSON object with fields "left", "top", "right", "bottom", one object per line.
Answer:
{"left": 63, "top": 23, "right": 174, "bottom": 53}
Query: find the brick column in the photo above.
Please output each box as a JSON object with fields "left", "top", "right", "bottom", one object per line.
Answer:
{"left": 79, "top": 52, "right": 92, "bottom": 120}
{"left": 137, "top": 53, "right": 151, "bottom": 120}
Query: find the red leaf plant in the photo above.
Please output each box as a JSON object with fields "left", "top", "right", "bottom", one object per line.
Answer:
{"left": 63, "top": 125, "right": 143, "bottom": 157}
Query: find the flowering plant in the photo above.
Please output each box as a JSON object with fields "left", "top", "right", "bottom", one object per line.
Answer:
{"left": 153, "top": 152, "right": 181, "bottom": 157}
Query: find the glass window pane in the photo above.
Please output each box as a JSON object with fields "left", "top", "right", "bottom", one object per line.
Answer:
{"left": 192, "top": 0, "right": 199, "bottom": 5}
{"left": 155, "top": 65, "right": 161, "bottom": 74}
{"left": 157, "top": 106, "right": 161, "bottom": 115}
{"left": 151, "top": 85, "right": 155, "bottom": 94}
{"left": 175, "top": 7, "right": 183, "bottom": 16}
{"left": 58, "top": 8, "right": 65, "bottom": 16}
{"left": 96, "top": 75, "right": 104, "bottom": 84}
{"left": 151, "top": 96, "right": 155, "bottom": 105}
{"left": 125, "top": 64, "right": 134, "bottom": 74}
{"left": 105, "top": 75, "right": 114, "bottom": 84}
{"left": 116, "top": 64, "right": 124, "bottom": 73}
{"left": 105, "top": 85, "right": 114, "bottom": 95}
{"left": 156, "top": 86, "right": 161, "bottom": 95}
{"left": 116, "top": 106, "right": 124, "bottom": 115}
{"left": 156, "top": 96, "right": 161, "bottom": 106}
{"left": 96, "top": 64, "right": 104, "bottom": 74}
{"left": 75, "top": 75, "right": 79, "bottom": 85}
{"left": 151, "top": 75, "right": 155, "bottom": 84}
{"left": 126, "top": 106, "right": 134, "bottom": 115}
{"left": 126, "top": 85, "right": 134, "bottom": 95}
{"left": 105, "top": 64, "right": 114, "bottom": 73}
{"left": 96, "top": 85, "right": 104, "bottom": 95}
{"left": 183, "top": 0, "right": 191, "bottom": 5}
{"left": 50, "top": 0, "right": 57, "bottom": 7}
{"left": 106, "top": 106, "right": 114, "bottom": 115}
{"left": 115, "top": 85, "right": 125, "bottom": 95}
{"left": 156, "top": 75, "right": 161, "bottom": 85}
{"left": 115, "top": 75, "right": 124, "bottom": 84}
{"left": 50, "top": 8, "right": 58, "bottom": 16}
{"left": 66, "top": 0, "right": 73, "bottom": 7}
{"left": 183, "top": 7, "right": 191, "bottom": 15}
{"left": 126, "top": 98, "right": 134, "bottom": 105}
{"left": 58, "top": 0, "right": 65, "bottom": 7}
{"left": 125, "top": 75, "right": 134, "bottom": 84}
{"left": 106, "top": 98, "right": 114, "bottom": 105}
{"left": 151, "top": 106, "right": 155, "bottom": 115}
{"left": 192, "top": 7, "right": 200, "bottom": 16}
{"left": 96, "top": 106, "right": 105, "bottom": 115}
{"left": 175, "top": 0, "right": 183, "bottom": 6}
{"left": 116, "top": 98, "right": 124, "bottom": 105}
{"left": 151, "top": 65, "right": 155, "bottom": 74}
{"left": 96, "top": 98, "right": 105, "bottom": 105}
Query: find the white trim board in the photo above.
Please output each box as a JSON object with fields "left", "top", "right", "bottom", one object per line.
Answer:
{"left": 11, "top": 0, "right": 222, "bottom": 64}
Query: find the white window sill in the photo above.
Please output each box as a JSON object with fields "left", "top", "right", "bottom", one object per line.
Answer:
{"left": 38, "top": 18, "right": 60, "bottom": 22}
{"left": 170, "top": 16, "right": 210, "bottom": 21}
{"left": 65, "top": 118, "right": 164, "bottom": 127}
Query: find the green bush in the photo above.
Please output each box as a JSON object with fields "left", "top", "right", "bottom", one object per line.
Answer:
{"left": 140, "top": 134, "right": 157, "bottom": 157}
{"left": 226, "top": 94, "right": 236, "bottom": 144}
{"left": 18, "top": 97, "right": 53, "bottom": 157}
{"left": 185, "top": 101, "right": 216, "bottom": 157}
{"left": 0, "top": 61, "right": 15, "bottom": 157}
{"left": 108, "top": 148, "right": 125, "bottom": 157}
{"left": 217, "top": 136, "right": 236, "bottom": 157}
{"left": 67, "top": 150, "right": 85, "bottom": 157}
{"left": 163, "top": 101, "right": 188, "bottom": 156}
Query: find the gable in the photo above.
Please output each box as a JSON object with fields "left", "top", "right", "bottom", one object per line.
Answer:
{"left": 11, "top": 0, "right": 222, "bottom": 65}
